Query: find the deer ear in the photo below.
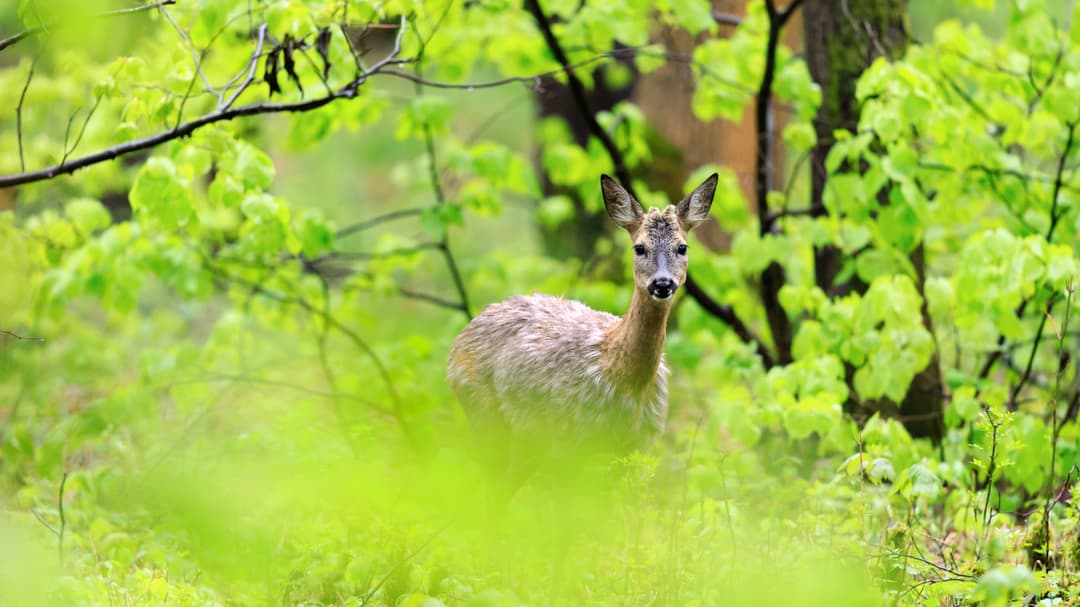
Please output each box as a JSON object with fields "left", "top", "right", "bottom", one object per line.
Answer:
{"left": 676, "top": 173, "right": 718, "bottom": 232}
{"left": 601, "top": 175, "right": 643, "bottom": 232}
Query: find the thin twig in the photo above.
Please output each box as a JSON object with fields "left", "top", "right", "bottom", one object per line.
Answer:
{"left": 358, "top": 525, "right": 451, "bottom": 607}
{"left": 1048, "top": 122, "right": 1077, "bottom": 242}
{"left": 411, "top": 21, "right": 472, "bottom": 321}
{"left": 0, "top": 92, "right": 349, "bottom": 188}
{"left": 362, "top": 16, "right": 407, "bottom": 76}
{"left": 1007, "top": 297, "right": 1055, "bottom": 410}
{"left": 420, "top": 124, "right": 472, "bottom": 319}
{"left": 31, "top": 509, "right": 58, "bottom": 536}
{"left": 766, "top": 207, "right": 815, "bottom": 222}
{"left": 374, "top": 54, "right": 612, "bottom": 91}
{"left": 981, "top": 404, "right": 1002, "bottom": 545}
{"left": 918, "top": 161, "right": 1080, "bottom": 197}
{"left": 337, "top": 208, "right": 424, "bottom": 238}
{"left": 204, "top": 263, "right": 409, "bottom": 440}
{"left": 316, "top": 275, "right": 362, "bottom": 458}
{"left": 57, "top": 472, "right": 68, "bottom": 566}
{"left": 160, "top": 5, "right": 216, "bottom": 96}
{"left": 1045, "top": 284, "right": 1075, "bottom": 564}
{"left": 0, "top": 0, "right": 177, "bottom": 53}
{"left": 0, "top": 330, "right": 45, "bottom": 342}
{"left": 15, "top": 56, "right": 37, "bottom": 173}
{"left": 163, "top": 372, "right": 391, "bottom": 414}
{"left": 221, "top": 24, "right": 268, "bottom": 111}
{"left": 399, "top": 287, "right": 469, "bottom": 313}
{"left": 868, "top": 547, "right": 977, "bottom": 580}
{"left": 62, "top": 95, "right": 104, "bottom": 166}
{"left": 331, "top": 243, "right": 441, "bottom": 260}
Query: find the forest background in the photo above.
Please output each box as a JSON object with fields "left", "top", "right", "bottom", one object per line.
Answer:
{"left": 3, "top": 0, "right": 1080, "bottom": 605}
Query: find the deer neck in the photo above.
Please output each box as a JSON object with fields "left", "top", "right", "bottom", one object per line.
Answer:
{"left": 601, "top": 288, "right": 671, "bottom": 393}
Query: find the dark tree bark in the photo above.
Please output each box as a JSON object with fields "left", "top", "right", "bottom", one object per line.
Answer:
{"left": 804, "top": 0, "right": 944, "bottom": 442}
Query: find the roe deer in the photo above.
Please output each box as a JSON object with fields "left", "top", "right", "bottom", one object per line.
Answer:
{"left": 447, "top": 173, "right": 717, "bottom": 463}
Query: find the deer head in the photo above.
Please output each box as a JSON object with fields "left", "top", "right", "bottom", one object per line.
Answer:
{"left": 601, "top": 174, "right": 718, "bottom": 302}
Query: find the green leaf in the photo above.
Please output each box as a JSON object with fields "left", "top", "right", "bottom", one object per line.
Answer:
{"left": 398, "top": 96, "right": 452, "bottom": 139}
{"left": 241, "top": 193, "right": 279, "bottom": 220}
{"left": 667, "top": 0, "right": 715, "bottom": 35}
{"left": 854, "top": 249, "right": 898, "bottom": 283}
{"left": 420, "top": 204, "right": 463, "bottom": 239}
{"left": 297, "top": 210, "right": 335, "bottom": 257}
{"left": 288, "top": 109, "right": 335, "bottom": 151}
{"left": 209, "top": 174, "right": 245, "bottom": 208}
{"left": 782, "top": 122, "right": 816, "bottom": 153}
{"left": 130, "top": 157, "right": 194, "bottom": 230}
{"left": 65, "top": 198, "right": 111, "bottom": 234}
{"left": 893, "top": 463, "right": 941, "bottom": 500}
{"left": 538, "top": 195, "right": 575, "bottom": 229}
{"left": 221, "top": 141, "right": 275, "bottom": 190}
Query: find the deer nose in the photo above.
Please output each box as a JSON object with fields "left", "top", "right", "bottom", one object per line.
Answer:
{"left": 648, "top": 277, "right": 677, "bottom": 300}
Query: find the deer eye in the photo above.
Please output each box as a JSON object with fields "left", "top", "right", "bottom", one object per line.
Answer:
{"left": 676, "top": 243, "right": 688, "bottom": 255}
{"left": 633, "top": 244, "right": 646, "bottom": 256}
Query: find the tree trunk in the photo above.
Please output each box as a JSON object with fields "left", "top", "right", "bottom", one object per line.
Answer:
{"left": 804, "top": 0, "right": 944, "bottom": 442}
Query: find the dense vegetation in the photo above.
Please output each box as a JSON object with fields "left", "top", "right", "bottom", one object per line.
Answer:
{"left": 3, "top": 0, "right": 1080, "bottom": 605}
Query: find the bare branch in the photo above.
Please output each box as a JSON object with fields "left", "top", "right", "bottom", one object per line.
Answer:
{"left": 374, "top": 51, "right": 614, "bottom": 91}
{"left": 331, "top": 243, "right": 442, "bottom": 259}
{"left": 0, "top": 0, "right": 177, "bottom": 54}
{"left": 399, "top": 287, "right": 470, "bottom": 313}
{"left": 362, "top": 16, "right": 407, "bottom": 76}
{"left": 0, "top": 330, "right": 44, "bottom": 342}
{"left": 918, "top": 161, "right": 1080, "bottom": 195}
{"left": 0, "top": 92, "right": 344, "bottom": 188}
{"left": 359, "top": 525, "right": 450, "bottom": 607}
{"left": 1048, "top": 122, "right": 1077, "bottom": 241}
{"left": 420, "top": 127, "right": 472, "bottom": 319}
{"left": 15, "top": 56, "right": 37, "bottom": 173}
{"left": 0, "top": 16, "right": 407, "bottom": 189}
{"left": 315, "top": 274, "right": 362, "bottom": 458}
{"left": 160, "top": 5, "right": 216, "bottom": 96}
{"left": 765, "top": 207, "right": 816, "bottom": 223}
{"left": 337, "top": 208, "right": 424, "bottom": 238}
{"left": 203, "top": 262, "right": 407, "bottom": 435}
{"left": 62, "top": 96, "right": 104, "bottom": 166}
{"left": 164, "top": 372, "right": 393, "bottom": 415}
{"left": 1008, "top": 297, "right": 1055, "bottom": 410}
{"left": 221, "top": 23, "right": 268, "bottom": 111}
{"left": 411, "top": 25, "right": 472, "bottom": 320}
{"left": 57, "top": 472, "right": 68, "bottom": 566}
{"left": 31, "top": 508, "right": 58, "bottom": 537}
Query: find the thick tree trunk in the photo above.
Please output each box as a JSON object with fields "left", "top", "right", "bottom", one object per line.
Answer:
{"left": 804, "top": 0, "right": 944, "bottom": 442}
